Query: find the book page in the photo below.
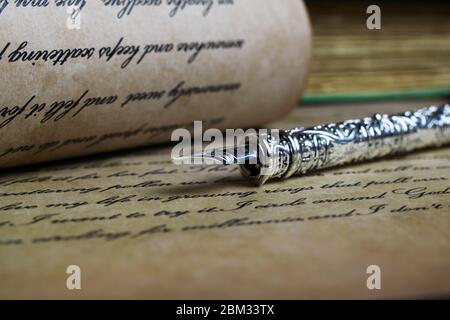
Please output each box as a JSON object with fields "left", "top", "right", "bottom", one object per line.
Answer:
{"left": 305, "top": 2, "right": 450, "bottom": 97}
{"left": 0, "top": 0, "right": 311, "bottom": 169}
{"left": 1, "top": 99, "right": 449, "bottom": 299}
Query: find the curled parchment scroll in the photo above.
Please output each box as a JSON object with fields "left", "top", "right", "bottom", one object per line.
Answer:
{"left": 0, "top": 0, "right": 312, "bottom": 168}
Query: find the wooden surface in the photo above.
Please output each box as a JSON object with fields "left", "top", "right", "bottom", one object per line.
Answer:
{"left": 305, "top": 1, "right": 450, "bottom": 96}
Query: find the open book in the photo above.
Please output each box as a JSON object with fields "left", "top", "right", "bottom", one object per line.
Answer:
{"left": 1, "top": 1, "right": 449, "bottom": 299}
{"left": 305, "top": 0, "right": 450, "bottom": 103}
{"left": 1, "top": 99, "right": 450, "bottom": 299}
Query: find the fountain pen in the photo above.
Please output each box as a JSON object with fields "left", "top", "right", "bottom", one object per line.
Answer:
{"left": 176, "top": 104, "right": 450, "bottom": 185}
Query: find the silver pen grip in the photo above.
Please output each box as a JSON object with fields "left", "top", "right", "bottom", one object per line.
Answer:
{"left": 281, "top": 104, "right": 450, "bottom": 179}
{"left": 240, "top": 105, "right": 450, "bottom": 184}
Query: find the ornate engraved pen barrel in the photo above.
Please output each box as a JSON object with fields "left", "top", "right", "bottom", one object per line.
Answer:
{"left": 240, "top": 105, "right": 450, "bottom": 185}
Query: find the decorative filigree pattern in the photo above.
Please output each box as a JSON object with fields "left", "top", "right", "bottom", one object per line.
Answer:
{"left": 276, "top": 104, "right": 450, "bottom": 180}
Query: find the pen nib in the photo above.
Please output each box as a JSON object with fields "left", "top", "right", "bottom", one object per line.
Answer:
{"left": 173, "top": 146, "right": 258, "bottom": 165}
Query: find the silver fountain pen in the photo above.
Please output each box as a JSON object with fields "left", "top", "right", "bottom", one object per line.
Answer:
{"left": 183, "top": 104, "right": 450, "bottom": 185}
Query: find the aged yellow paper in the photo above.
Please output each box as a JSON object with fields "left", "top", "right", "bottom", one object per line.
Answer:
{"left": 1, "top": 100, "right": 449, "bottom": 299}
{"left": 0, "top": 0, "right": 311, "bottom": 169}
